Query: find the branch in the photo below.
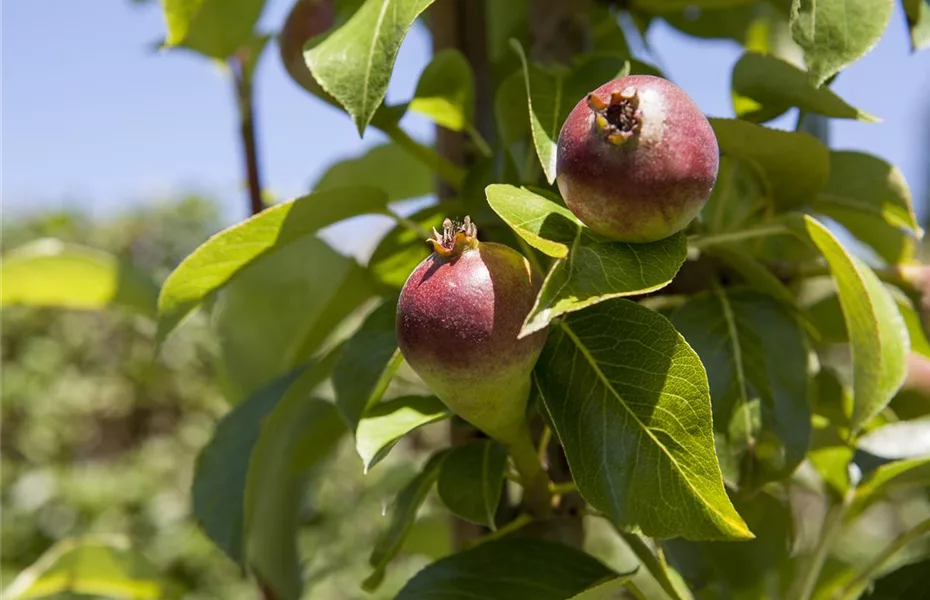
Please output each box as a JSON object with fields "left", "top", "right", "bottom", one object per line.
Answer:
{"left": 232, "top": 57, "right": 264, "bottom": 216}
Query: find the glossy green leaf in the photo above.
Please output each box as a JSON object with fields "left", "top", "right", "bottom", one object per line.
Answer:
{"left": 332, "top": 299, "right": 402, "bottom": 429}
{"left": 304, "top": 0, "right": 437, "bottom": 134}
{"left": 355, "top": 395, "right": 450, "bottom": 472}
{"left": 849, "top": 457, "right": 930, "bottom": 518}
{"left": 312, "top": 144, "right": 434, "bottom": 202}
{"left": 4, "top": 536, "right": 162, "bottom": 600}
{"left": 395, "top": 538, "right": 618, "bottom": 600}
{"left": 213, "top": 237, "right": 374, "bottom": 397}
{"left": 162, "top": 0, "right": 266, "bottom": 58}
{"left": 157, "top": 186, "right": 388, "bottom": 341}
{"left": 365, "top": 450, "right": 448, "bottom": 590}
{"left": 789, "top": 214, "right": 909, "bottom": 434}
{"left": 535, "top": 299, "right": 752, "bottom": 541}
{"left": 789, "top": 0, "right": 894, "bottom": 86}
{"left": 191, "top": 352, "right": 339, "bottom": 566}
{"left": 896, "top": 291, "right": 930, "bottom": 358}
{"left": 0, "top": 239, "right": 158, "bottom": 317}
{"left": 904, "top": 0, "right": 930, "bottom": 51}
{"left": 245, "top": 393, "right": 345, "bottom": 600}
{"left": 672, "top": 290, "right": 812, "bottom": 490}
{"left": 367, "top": 204, "right": 449, "bottom": 289}
{"left": 732, "top": 52, "right": 878, "bottom": 122}
{"left": 857, "top": 419, "right": 930, "bottom": 459}
{"left": 710, "top": 118, "right": 829, "bottom": 209}
{"left": 410, "top": 49, "right": 475, "bottom": 132}
{"left": 812, "top": 151, "right": 921, "bottom": 265}
{"left": 437, "top": 440, "right": 508, "bottom": 529}
{"left": 485, "top": 185, "right": 687, "bottom": 336}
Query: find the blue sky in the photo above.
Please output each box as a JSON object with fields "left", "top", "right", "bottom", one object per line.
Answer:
{"left": 4, "top": 0, "right": 930, "bottom": 230}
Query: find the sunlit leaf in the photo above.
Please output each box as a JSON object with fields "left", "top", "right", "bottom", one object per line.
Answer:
{"left": 410, "top": 49, "right": 475, "bottom": 132}
{"left": 313, "top": 144, "right": 434, "bottom": 202}
{"left": 437, "top": 440, "right": 508, "bottom": 529}
{"left": 395, "top": 539, "right": 618, "bottom": 600}
{"left": 355, "top": 395, "right": 450, "bottom": 471}
{"left": 789, "top": 0, "right": 894, "bottom": 86}
{"left": 732, "top": 52, "right": 879, "bottom": 122}
{"left": 904, "top": 0, "right": 930, "bottom": 51}
{"left": 789, "top": 214, "right": 909, "bottom": 435}
{"left": 367, "top": 203, "right": 450, "bottom": 289}
{"left": 536, "top": 299, "right": 752, "bottom": 541}
{"left": 157, "top": 186, "right": 388, "bottom": 341}
{"left": 4, "top": 536, "right": 162, "bottom": 600}
{"left": 672, "top": 290, "right": 812, "bottom": 490}
{"left": 710, "top": 118, "right": 829, "bottom": 209}
{"left": 305, "top": 0, "right": 438, "bottom": 134}
{"left": 213, "top": 237, "right": 374, "bottom": 398}
{"left": 811, "top": 151, "right": 921, "bottom": 265}
{"left": 849, "top": 457, "right": 930, "bottom": 518}
{"left": 0, "top": 239, "right": 158, "bottom": 317}
{"left": 857, "top": 419, "right": 930, "bottom": 459}
{"left": 162, "top": 0, "right": 267, "bottom": 58}
{"left": 486, "top": 185, "right": 687, "bottom": 336}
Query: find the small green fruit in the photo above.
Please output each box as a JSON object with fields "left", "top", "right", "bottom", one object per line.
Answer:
{"left": 395, "top": 217, "right": 547, "bottom": 444}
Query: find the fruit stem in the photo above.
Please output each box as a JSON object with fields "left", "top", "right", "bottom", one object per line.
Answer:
{"left": 506, "top": 422, "right": 553, "bottom": 519}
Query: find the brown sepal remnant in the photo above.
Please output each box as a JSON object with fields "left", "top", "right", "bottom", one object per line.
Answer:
{"left": 588, "top": 87, "right": 643, "bottom": 145}
{"left": 428, "top": 216, "right": 479, "bottom": 257}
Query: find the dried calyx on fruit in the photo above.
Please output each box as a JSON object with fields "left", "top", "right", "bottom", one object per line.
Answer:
{"left": 556, "top": 75, "right": 719, "bottom": 243}
{"left": 396, "top": 217, "right": 551, "bottom": 515}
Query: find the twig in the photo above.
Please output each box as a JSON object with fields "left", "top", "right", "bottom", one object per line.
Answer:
{"left": 231, "top": 56, "right": 264, "bottom": 216}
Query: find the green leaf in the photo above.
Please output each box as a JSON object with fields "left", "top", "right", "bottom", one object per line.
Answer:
{"left": 395, "top": 538, "right": 618, "bottom": 600}
{"left": 365, "top": 450, "right": 448, "bottom": 590}
{"left": 245, "top": 393, "right": 346, "bottom": 600}
{"left": 437, "top": 440, "right": 508, "bottom": 529}
{"left": 703, "top": 246, "right": 796, "bottom": 308}
{"left": 789, "top": 0, "right": 894, "bottom": 86}
{"left": 700, "top": 157, "right": 771, "bottom": 235}
{"left": 896, "top": 291, "right": 930, "bottom": 358}
{"left": 0, "top": 239, "right": 159, "bottom": 317}
{"left": 368, "top": 204, "right": 449, "bottom": 289}
{"left": 535, "top": 299, "right": 752, "bottom": 541}
{"left": 709, "top": 118, "right": 829, "bottom": 209}
{"left": 510, "top": 43, "right": 630, "bottom": 184}
{"left": 663, "top": 493, "right": 793, "bottom": 597}
{"left": 811, "top": 151, "right": 921, "bottom": 265}
{"left": 4, "top": 536, "right": 163, "bottom": 600}
{"left": 312, "top": 144, "right": 434, "bottom": 202}
{"left": 191, "top": 353, "right": 339, "bottom": 566}
{"left": 410, "top": 49, "right": 475, "bottom": 132}
{"left": 658, "top": 4, "right": 763, "bottom": 43}
{"left": 857, "top": 419, "right": 930, "bottom": 459}
{"left": 673, "top": 290, "right": 812, "bottom": 490}
{"left": 304, "top": 0, "right": 438, "bottom": 135}
{"left": 732, "top": 52, "right": 879, "bottom": 122}
{"left": 510, "top": 40, "right": 567, "bottom": 184}
{"left": 904, "top": 0, "right": 930, "bottom": 51}
{"left": 213, "top": 237, "right": 374, "bottom": 397}
{"left": 485, "top": 185, "right": 687, "bottom": 336}
{"left": 332, "top": 299, "right": 402, "bottom": 429}
{"left": 162, "top": 0, "right": 266, "bottom": 58}
{"left": 568, "top": 574, "right": 639, "bottom": 600}
{"left": 849, "top": 458, "right": 930, "bottom": 518}
{"left": 157, "top": 186, "right": 388, "bottom": 341}
{"left": 789, "top": 214, "right": 909, "bottom": 435}
{"left": 355, "top": 395, "right": 450, "bottom": 471}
